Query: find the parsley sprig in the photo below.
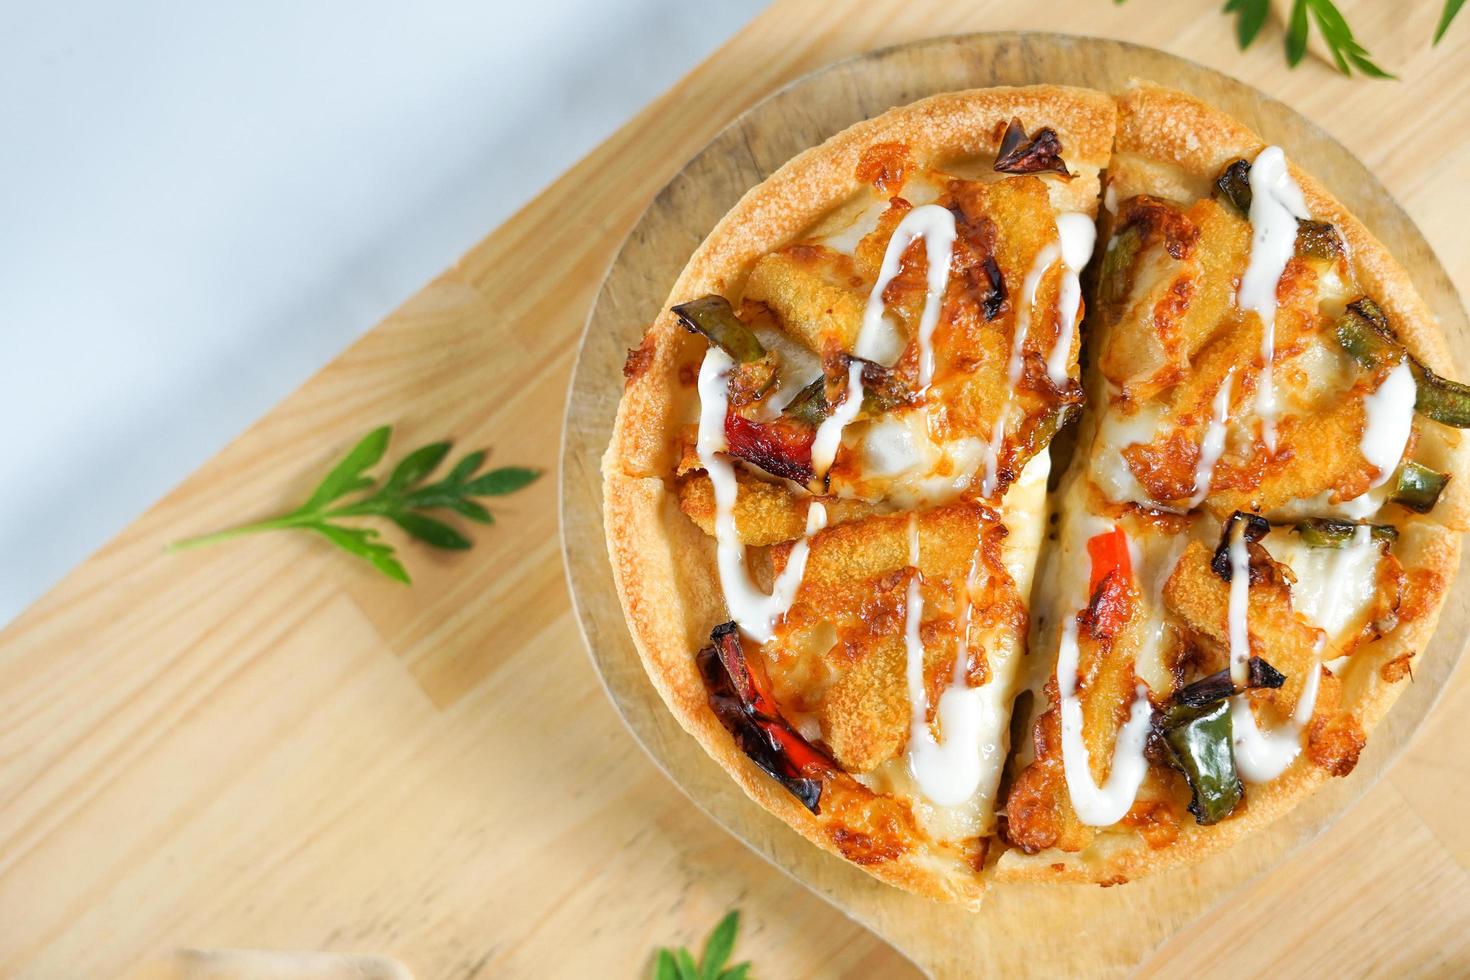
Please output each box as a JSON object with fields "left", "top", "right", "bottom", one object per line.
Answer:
{"left": 655, "top": 910, "right": 750, "bottom": 980}
{"left": 169, "top": 426, "right": 539, "bottom": 583}
{"left": 1119, "top": 0, "right": 1464, "bottom": 77}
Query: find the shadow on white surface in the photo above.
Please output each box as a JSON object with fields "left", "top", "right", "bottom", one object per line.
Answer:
{"left": 0, "top": 0, "right": 762, "bottom": 624}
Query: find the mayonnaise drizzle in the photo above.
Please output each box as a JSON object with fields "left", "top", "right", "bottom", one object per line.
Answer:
{"left": 696, "top": 348, "right": 828, "bottom": 642}
{"left": 1231, "top": 525, "right": 1376, "bottom": 781}
{"left": 1188, "top": 371, "right": 1235, "bottom": 508}
{"left": 1359, "top": 360, "right": 1417, "bottom": 489}
{"left": 1237, "top": 146, "right": 1311, "bottom": 453}
{"left": 810, "top": 359, "right": 865, "bottom": 478}
{"left": 1056, "top": 613, "right": 1155, "bottom": 826}
{"left": 901, "top": 517, "right": 997, "bottom": 807}
{"left": 857, "top": 203, "right": 956, "bottom": 387}
{"left": 1226, "top": 517, "right": 1252, "bottom": 686}
{"left": 983, "top": 239, "right": 1059, "bottom": 497}
{"left": 1045, "top": 212, "right": 1098, "bottom": 387}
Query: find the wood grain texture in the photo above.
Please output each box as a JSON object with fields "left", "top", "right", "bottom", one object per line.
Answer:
{"left": 564, "top": 29, "right": 1470, "bottom": 980}
{"left": 2, "top": 1, "right": 1468, "bottom": 977}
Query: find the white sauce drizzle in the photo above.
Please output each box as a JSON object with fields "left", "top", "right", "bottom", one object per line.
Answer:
{"left": 1237, "top": 146, "right": 1310, "bottom": 453}
{"left": 1226, "top": 517, "right": 1252, "bottom": 686}
{"left": 856, "top": 203, "right": 956, "bottom": 387}
{"left": 1045, "top": 212, "right": 1098, "bottom": 387}
{"left": 1359, "top": 360, "right": 1417, "bottom": 489}
{"left": 810, "top": 359, "right": 865, "bottom": 478}
{"left": 982, "top": 240, "right": 1059, "bottom": 497}
{"left": 1188, "top": 371, "right": 1235, "bottom": 508}
{"left": 901, "top": 518, "right": 996, "bottom": 807}
{"left": 696, "top": 348, "right": 828, "bottom": 642}
{"left": 1231, "top": 525, "right": 1377, "bottom": 782}
{"left": 1056, "top": 613, "right": 1155, "bottom": 826}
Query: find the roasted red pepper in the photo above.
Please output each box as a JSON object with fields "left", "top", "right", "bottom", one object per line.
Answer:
{"left": 1085, "top": 526, "right": 1135, "bottom": 641}
{"left": 1086, "top": 525, "right": 1133, "bottom": 596}
{"left": 724, "top": 413, "right": 816, "bottom": 485}
{"left": 698, "top": 622, "right": 837, "bottom": 813}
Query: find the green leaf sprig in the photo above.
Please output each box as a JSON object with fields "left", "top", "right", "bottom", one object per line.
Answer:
{"left": 1118, "top": 0, "right": 1465, "bottom": 77}
{"left": 654, "top": 910, "right": 750, "bottom": 980}
{"left": 169, "top": 426, "right": 540, "bottom": 583}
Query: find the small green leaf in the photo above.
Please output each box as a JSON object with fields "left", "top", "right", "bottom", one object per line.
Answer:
{"left": 447, "top": 450, "right": 488, "bottom": 485}
{"left": 391, "top": 512, "right": 472, "bottom": 550}
{"left": 446, "top": 498, "right": 494, "bottom": 524}
{"left": 717, "top": 965, "right": 750, "bottom": 980}
{"left": 1345, "top": 48, "right": 1395, "bottom": 79}
{"left": 1436, "top": 0, "right": 1466, "bottom": 43}
{"left": 462, "top": 466, "right": 542, "bottom": 496}
{"left": 655, "top": 949, "right": 679, "bottom": 980}
{"left": 700, "top": 911, "right": 739, "bottom": 979}
{"left": 384, "top": 441, "right": 452, "bottom": 492}
{"left": 311, "top": 523, "right": 410, "bottom": 583}
{"left": 674, "top": 948, "right": 699, "bottom": 980}
{"left": 1286, "top": 0, "right": 1310, "bottom": 66}
{"left": 299, "top": 426, "right": 391, "bottom": 512}
{"left": 1224, "top": 0, "right": 1270, "bottom": 49}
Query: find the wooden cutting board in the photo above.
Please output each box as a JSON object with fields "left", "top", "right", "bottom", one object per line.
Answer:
{"left": 3, "top": 2, "right": 1469, "bottom": 977}
{"left": 562, "top": 31, "right": 1470, "bottom": 979}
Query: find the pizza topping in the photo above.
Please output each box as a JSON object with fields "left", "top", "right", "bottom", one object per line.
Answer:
{"left": 901, "top": 517, "right": 999, "bottom": 806}
{"left": 1188, "top": 369, "right": 1235, "bottom": 507}
{"left": 1044, "top": 212, "right": 1098, "bottom": 386}
{"left": 993, "top": 117, "right": 1072, "bottom": 179}
{"left": 1213, "top": 158, "right": 1253, "bottom": 214}
{"left": 1293, "top": 518, "right": 1398, "bottom": 548}
{"left": 697, "top": 347, "right": 829, "bottom": 642}
{"left": 697, "top": 622, "right": 838, "bottom": 813}
{"left": 1173, "top": 656, "right": 1287, "bottom": 706}
{"left": 1358, "top": 361, "right": 1417, "bottom": 489}
{"left": 1156, "top": 699, "right": 1243, "bottom": 825}
{"left": 810, "top": 359, "right": 865, "bottom": 478}
{"left": 1336, "top": 296, "right": 1470, "bottom": 430}
{"left": 1391, "top": 460, "right": 1451, "bottom": 513}
{"left": 673, "top": 295, "right": 768, "bottom": 365}
{"left": 1056, "top": 610, "right": 1155, "bottom": 825}
{"left": 858, "top": 203, "right": 957, "bottom": 388}
{"left": 1235, "top": 146, "right": 1312, "bottom": 453}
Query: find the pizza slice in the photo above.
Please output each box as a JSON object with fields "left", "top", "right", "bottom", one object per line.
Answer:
{"left": 605, "top": 86, "right": 1115, "bottom": 905}
{"left": 995, "top": 83, "right": 1470, "bottom": 883}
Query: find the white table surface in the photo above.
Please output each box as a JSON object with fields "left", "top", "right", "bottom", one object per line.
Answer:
{"left": 0, "top": 0, "right": 763, "bottom": 625}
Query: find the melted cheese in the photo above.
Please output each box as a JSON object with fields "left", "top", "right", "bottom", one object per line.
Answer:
{"left": 1237, "top": 146, "right": 1311, "bottom": 453}
{"left": 696, "top": 348, "right": 828, "bottom": 642}
{"left": 984, "top": 239, "right": 1060, "bottom": 496}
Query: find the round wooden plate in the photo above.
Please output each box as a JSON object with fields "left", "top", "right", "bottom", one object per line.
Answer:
{"left": 560, "top": 32, "right": 1470, "bottom": 978}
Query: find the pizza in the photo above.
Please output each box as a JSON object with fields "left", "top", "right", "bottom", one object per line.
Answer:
{"left": 602, "top": 81, "right": 1468, "bottom": 906}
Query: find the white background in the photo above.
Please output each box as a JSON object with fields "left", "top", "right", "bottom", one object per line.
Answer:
{"left": 0, "top": 0, "right": 763, "bottom": 625}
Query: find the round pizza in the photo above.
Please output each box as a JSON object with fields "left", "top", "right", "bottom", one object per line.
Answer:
{"left": 601, "top": 81, "right": 1469, "bottom": 907}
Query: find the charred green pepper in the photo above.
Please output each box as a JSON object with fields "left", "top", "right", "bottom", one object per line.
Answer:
{"left": 671, "top": 295, "right": 767, "bottom": 364}
{"left": 1410, "top": 361, "right": 1470, "bottom": 428}
{"left": 1214, "top": 158, "right": 1253, "bottom": 215}
{"left": 1294, "top": 220, "right": 1344, "bottom": 262}
{"left": 1391, "top": 460, "right": 1451, "bottom": 513}
{"left": 1097, "top": 225, "right": 1142, "bottom": 307}
{"left": 1158, "top": 700, "right": 1243, "bottom": 826}
{"left": 1293, "top": 518, "right": 1398, "bottom": 548}
{"left": 1334, "top": 297, "right": 1470, "bottom": 429}
{"left": 780, "top": 376, "right": 827, "bottom": 426}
